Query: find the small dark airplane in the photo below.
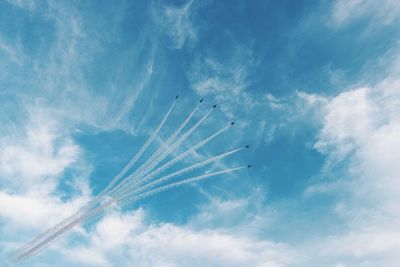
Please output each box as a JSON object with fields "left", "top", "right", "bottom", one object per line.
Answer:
{"left": 176, "top": 95, "right": 179, "bottom": 99}
{"left": 245, "top": 145, "right": 250, "bottom": 148}
{"left": 247, "top": 165, "right": 252, "bottom": 168}
{"left": 200, "top": 98, "right": 203, "bottom": 103}
{"left": 231, "top": 122, "right": 235, "bottom": 126}
{"left": 213, "top": 104, "right": 217, "bottom": 108}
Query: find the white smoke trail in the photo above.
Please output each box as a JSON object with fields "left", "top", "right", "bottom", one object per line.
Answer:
{"left": 117, "top": 166, "right": 245, "bottom": 208}
{"left": 129, "top": 102, "right": 201, "bottom": 179}
{"left": 99, "top": 98, "right": 178, "bottom": 196}
{"left": 11, "top": 195, "right": 123, "bottom": 264}
{"left": 112, "top": 123, "right": 233, "bottom": 198}
{"left": 112, "top": 102, "right": 202, "bottom": 190}
{"left": 115, "top": 146, "right": 245, "bottom": 199}
{"left": 10, "top": 200, "right": 113, "bottom": 264}
{"left": 106, "top": 107, "right": 214, "bottom": 198}
{"left": 10, "top": 209, "right": 84, "bottom": 263}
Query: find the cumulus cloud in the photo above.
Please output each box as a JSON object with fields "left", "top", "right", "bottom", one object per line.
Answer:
{"left": 299, "top": 74, "right": 400, "bottom": 265}
{"left": 0, "top": 190, "right": 88, "bottom": 231}
{"left": 312, "top": 83, "right": 400, "bottom": 196}
{"left": 0, "top": 109, "right": 80, "bottom": 188}
{"left": 313, "top": 88, "right": 376, "bottom": 159}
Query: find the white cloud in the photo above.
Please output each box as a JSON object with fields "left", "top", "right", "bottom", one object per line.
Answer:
{"left": 300, "top": 74, "right": 400, "bottom": 265}
{"left": 60, "top": 209, "right": 295, "bottom": 267}
{"left": 187, "top": 45, "right": 260, "bottom": 130}
{"left": 313, "top": 88, "right": 377, "bottom": 159}
{"left": 0, "top": 1, "right": 158, "bottom": 134}
{"left": 63, "top": 246, "right": 109, "bottom": 267}
{"left": 312, "top": 83, "right": 400, "bottom": 197}
{"left": 0, "top": 109, "right": 80, "bottom": 188}
{"left": 188, "top": 188, "right": 277, "bottom": 238}
{"left": 324, "top": 230, "right": 400, "bottom": 257}
{"left": 0, "top": 190, "right": 88, "bottom": 231}
{"left": 300, "top": 229, "right": 400, "bottom": 266}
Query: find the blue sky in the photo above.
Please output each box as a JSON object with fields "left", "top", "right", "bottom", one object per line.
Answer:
{"left": 1, "top": 0, "right": 400, "bottom": 266}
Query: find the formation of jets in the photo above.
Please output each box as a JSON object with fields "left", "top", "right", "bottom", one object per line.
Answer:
{"left": 177, "top": 95, "right": 251, "bottom": 168}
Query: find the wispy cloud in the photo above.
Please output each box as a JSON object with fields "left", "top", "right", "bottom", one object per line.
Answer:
{"left": 153, "top": 0, "right": 196, "bottom": 49}
{"left": 0, "top": 1, "right": 158, "bottom": 134}
{"left": 189, "top": 45, "right": 253, "bottom": 97}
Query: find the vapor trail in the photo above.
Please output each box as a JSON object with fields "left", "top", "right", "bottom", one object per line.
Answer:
{"left": 112, "top": 122, "right": 233, "bottom": 198}
{"left": 117, "top": 166, "right": 245, "bottom": 208}
{"left": 10, "top": 200, "right": 114, "bottom": 264}
{"left": 115, "top": 102, "right": 202, "bottom": 188}
{"left": 10, "top": 209, "right": 84, "bottom": 262}
{"left": 107, "top": 107, "right": 214, "bottom": 198}
{"left": 135, "top": 102, "right": 201, "bottom": 174}
{"left": 100, "top": 98, "right": 178, "bottom": 196}
{"left": 115, "top": 146, "right": 245, "bottom": 199}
